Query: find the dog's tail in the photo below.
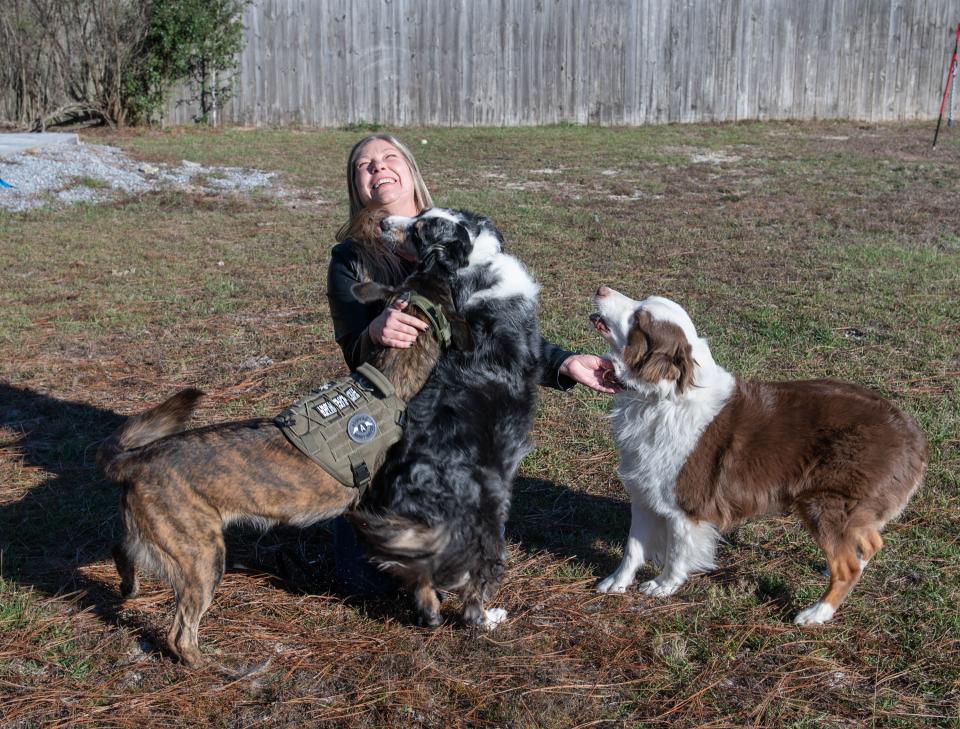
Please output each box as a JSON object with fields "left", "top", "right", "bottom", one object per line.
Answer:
{"left": 97, "top": 389, "right": 204, "bottom": 480}
{"left": 347, "top": 511, "right": 451, "bottom": 561}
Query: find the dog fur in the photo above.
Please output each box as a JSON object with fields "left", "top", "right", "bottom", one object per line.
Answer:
{"left": 591, "top": 287, "right": 927, "bottom": 624}
{"left": 349, "top": 208, "right": 542, "bottom": 628}
{"left": 98, "top": 246, "right": 460, "bottom": 666}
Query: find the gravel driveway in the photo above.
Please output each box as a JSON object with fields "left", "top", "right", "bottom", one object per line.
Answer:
{"left": 0, "top": 141, "right": 275, "bottom": 212}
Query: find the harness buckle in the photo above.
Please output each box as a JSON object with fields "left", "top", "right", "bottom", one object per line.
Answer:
{"left": 351, "top": 461, "right": 371, "bottom": 494}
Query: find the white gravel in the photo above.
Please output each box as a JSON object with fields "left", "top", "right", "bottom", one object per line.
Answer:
{"left": 0, "top": 141, "right": 276, "bottom": 212}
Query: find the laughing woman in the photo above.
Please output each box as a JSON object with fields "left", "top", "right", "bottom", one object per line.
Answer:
{"left": 327, "top": 133, "right": 615, "bottom": 594}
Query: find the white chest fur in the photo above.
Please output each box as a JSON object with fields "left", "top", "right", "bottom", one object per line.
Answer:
{"left": 464, "top": 235, "right": 540, "bottom": 306}
{"left": 610, "top": 370, "right": 734, "bottom": 512}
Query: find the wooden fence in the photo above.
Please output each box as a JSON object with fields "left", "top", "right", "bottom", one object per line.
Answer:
{"left": 166, "top": 0, "right": 960, "bottom": 126}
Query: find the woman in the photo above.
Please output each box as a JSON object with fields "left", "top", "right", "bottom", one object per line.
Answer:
{"left": 328, "top": 133, "right": 616, "bottom": 391}
{"left": 327, "top": 133, "right": 615, "bottom": 594}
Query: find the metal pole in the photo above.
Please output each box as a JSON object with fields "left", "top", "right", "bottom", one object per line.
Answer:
{"left": 933, "top": 23, "right": 960, "bottom": 149}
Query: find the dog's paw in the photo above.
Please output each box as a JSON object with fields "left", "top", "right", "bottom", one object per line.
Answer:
{"left": 596, "top": 575, "right": 632, "bottom": 594}
{"left": 482, "top": 608, "right": 508, "bottom": 629}
{"left": 639, "top": 578, "right": 681, "bottom": 597}
{"left": 416, "top": 609, "right": 443, "bottom": 628}
{"left": 793, "top": 601, "right": 835, "bottom": 625}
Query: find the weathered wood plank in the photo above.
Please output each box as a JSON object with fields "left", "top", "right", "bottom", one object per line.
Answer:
{"left": 162, "top": 0, "right": 960, "bottom": 126}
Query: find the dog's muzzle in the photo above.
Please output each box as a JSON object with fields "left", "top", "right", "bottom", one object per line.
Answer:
{"left": 589, "top": 313, "right": 610, "bottom": 335}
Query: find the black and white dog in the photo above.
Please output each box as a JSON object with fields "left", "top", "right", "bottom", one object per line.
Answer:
{"left": 349, "top": 208, "right": 542, "bottom": 628}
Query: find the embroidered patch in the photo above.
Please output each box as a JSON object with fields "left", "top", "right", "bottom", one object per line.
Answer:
{"left": 345, "top": 386, "right": 361, "bottom": 402}
{"left": 331, "top": 394, "right": 350, "bottom": 411}
{"left": 347, "top": 413, "right": 378, "bottom": 443}
{"left": 315, "top": 401, "right": 337, "bottom": 418}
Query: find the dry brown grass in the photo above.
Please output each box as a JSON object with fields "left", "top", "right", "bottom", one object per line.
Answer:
{"left": 1, "top": 121, "right": 958, "bottom": 727}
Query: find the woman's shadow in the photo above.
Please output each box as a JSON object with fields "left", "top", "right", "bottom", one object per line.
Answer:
{"left": 0, "top": 383, "right": 633, "bottom": 627}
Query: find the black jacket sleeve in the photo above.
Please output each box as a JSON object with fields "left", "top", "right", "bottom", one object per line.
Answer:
{"left": 327, "top": 241, "right": 382, "bottom": 371}
{"left": 326, "top": 240, "right": 576, "bottom": 390}
{"left": 540, "top": 339, "right": 577, "bottom": 391}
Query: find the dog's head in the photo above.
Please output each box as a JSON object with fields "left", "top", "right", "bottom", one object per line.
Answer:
{"left": 380, "top": 207, "right": 503, "bottom": 276}
{"left": 590, "top": 287, "right": 707, "bottom": 397}
{"left": 352, "top": 243, "right": 475, "bottom": 352}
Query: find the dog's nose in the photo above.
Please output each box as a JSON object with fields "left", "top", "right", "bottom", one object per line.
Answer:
{"left": 596, "top": 285, "right": 611, "bottom": 298}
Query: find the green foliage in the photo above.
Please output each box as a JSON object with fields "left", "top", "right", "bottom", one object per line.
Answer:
{"left": 72, "top": 176, "right": 111, "bottom": 190}
{"left": 125, "top": 0, "right": 249, "bottom": 124}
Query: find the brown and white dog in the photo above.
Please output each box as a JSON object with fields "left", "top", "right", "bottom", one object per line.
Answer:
{"left": 590, "top": 287, "right": 927, "bottom": 624}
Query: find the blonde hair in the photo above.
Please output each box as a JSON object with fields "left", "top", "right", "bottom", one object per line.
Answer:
{"left": 335, "top": 134, "right": 434, "bottom": 284}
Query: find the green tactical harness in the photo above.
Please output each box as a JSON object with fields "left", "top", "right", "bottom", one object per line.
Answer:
{"left": 275, "top": 363, "right": 406, "bottom": 496}
{"left": 274, "top": 293, "right": 452, "bottom": 496}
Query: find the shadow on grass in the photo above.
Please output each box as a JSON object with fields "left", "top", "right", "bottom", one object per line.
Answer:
{"left": 0, "top": 384, "right": 169, "bottom": 653}
{"left": 507, "top": 476, "right": 630, "bottom": 575}
{"left": 0, "top": 383, "right": 123, "bottom": 593}
{"left": 0, "top": 385, "right": 632, "bottom": 634}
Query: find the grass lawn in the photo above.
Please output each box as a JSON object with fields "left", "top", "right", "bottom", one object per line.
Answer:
{"left": 1, "top": 121, "right": 958, "bottom": 727}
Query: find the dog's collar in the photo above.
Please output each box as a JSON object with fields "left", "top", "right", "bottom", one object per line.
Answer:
{"left": 402, "top": 292, "right": 453, "bottom": 350}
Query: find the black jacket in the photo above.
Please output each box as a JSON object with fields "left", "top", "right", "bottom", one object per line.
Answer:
{"left": 327, "top": 240, "right": 577, "bottom": 390}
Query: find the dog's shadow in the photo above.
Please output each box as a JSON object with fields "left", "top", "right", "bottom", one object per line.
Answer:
{"left": 507, "top": 480, "right": 796, "bottom": 595}
{"left": 0, "top": 384, "right": 123, "bottom": 595}
{"left": 506, "top": 476, "right": 631, "bottom": 576}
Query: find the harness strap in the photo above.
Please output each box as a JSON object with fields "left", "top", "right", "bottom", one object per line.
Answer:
{"left": 355, "top": 361, "right": 396, "bottom": 396}
{"left": 273, "top": 292, "right": 450, "bottom": 497}
{"left": 404, "top": 292, "right": 452, "bottom": 350}
{"left": 351, "top": 461, "right": 371, "bottom": 495}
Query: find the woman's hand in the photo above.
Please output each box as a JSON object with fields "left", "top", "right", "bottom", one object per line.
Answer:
{"left": 369, "top": 299, "right": 430, "bottom": 348}
{"left": 560, "top": 354, "right": 619, "bottom": 394}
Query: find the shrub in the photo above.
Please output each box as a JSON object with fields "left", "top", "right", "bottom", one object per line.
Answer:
{"left": 0, "top": 0, "right": 248, "bottom": 128}
{"left": 126, "top": 0, "right": 250, "bottom": 125}
{"left": 0, "top": 0, "right": 148, "bottom": 128}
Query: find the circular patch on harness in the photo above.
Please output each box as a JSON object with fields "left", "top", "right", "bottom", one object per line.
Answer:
{"left": 347, "top": 413, "right": 378, "bottom": 443}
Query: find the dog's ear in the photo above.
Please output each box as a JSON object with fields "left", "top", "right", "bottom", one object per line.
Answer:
{"left": 639, "top": 352, "right": 678, "bottom": 385}
{"left": 674, "top": 341, "right": 695, "bottom": 392}
{"left": 448, "top": 314, "right": 475, "bottom": 351}
{"left": 640, "top": 334, "right": 694, "bottom": 393}
{"left": 632, "top": 316, "right": 696, "bottom": 392}
{"left": 641, "top": 341, "right": 694, "bottom": 391}
{"left": 352, "top": 281, "right": 395, "bottom": 303}
{"left": 413, "top": 218, "right": 430, "bottom": 241}
{"left": 437, "top": 223, "right": 473, "bottom": 270}
{"left": 623, "top": 311, "right": 651, "bottom": 372}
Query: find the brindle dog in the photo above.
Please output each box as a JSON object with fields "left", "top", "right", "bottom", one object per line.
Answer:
{"left": 98, "top": 250, "right": 468, "bottom": 667}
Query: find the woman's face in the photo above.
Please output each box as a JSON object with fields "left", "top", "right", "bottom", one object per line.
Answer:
{"left": 353, "top": 139, "right": 417, "bottom": 216}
